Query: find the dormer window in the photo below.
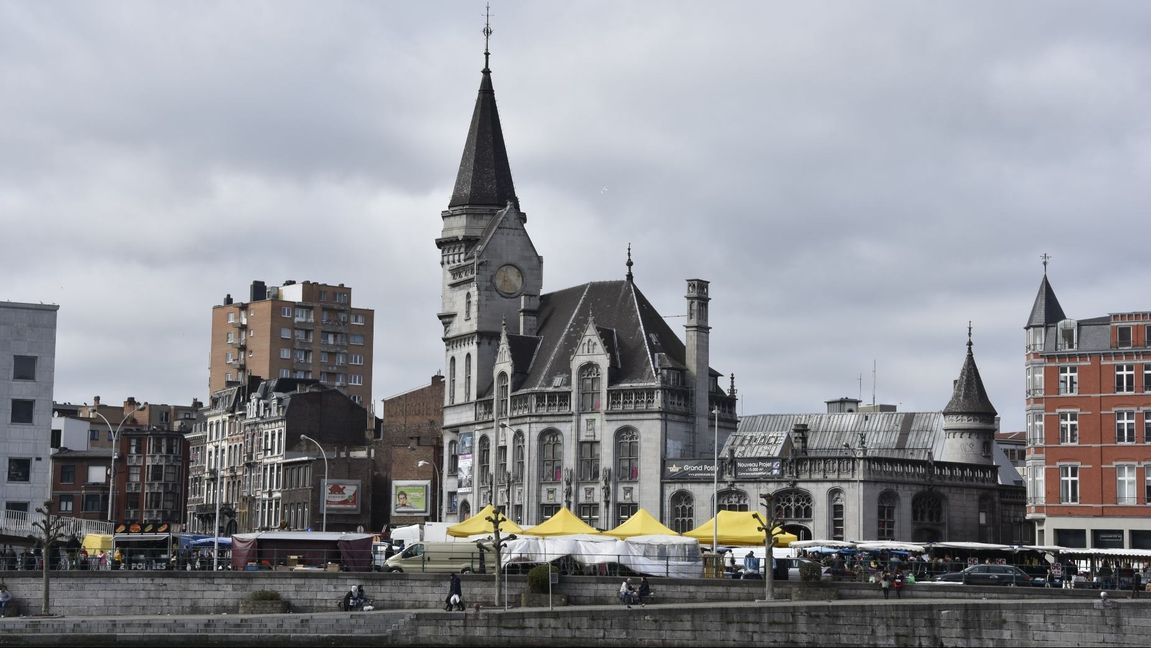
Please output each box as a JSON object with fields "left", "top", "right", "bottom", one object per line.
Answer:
{"left": 578, "top": 364, "right": 601, "bottom": 412}
{"left": 1056, "top": 319, "right": 1077, "bottom": 351}
{"left": 1117, "top": 325, "right": 1132, "bottom": 349}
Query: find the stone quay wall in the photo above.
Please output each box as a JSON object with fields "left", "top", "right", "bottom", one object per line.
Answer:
{"left": 0, "top": 599, "right": 1148, "bottom": 647}
{"left": 0, "top": 571, "right": 1115, "bottom": 617}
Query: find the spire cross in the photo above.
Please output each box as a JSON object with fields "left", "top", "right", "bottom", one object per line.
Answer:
{"left": 482, "top": 3, "right": 493, "bottom": 72}
{"left": 1041, "top": 253, "right": 1051, "bottom": 274}
{"left": 625, "top": 243, "right": 634, "bottom": 281}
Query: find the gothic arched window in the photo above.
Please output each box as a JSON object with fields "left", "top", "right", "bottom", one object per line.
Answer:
{"left": 448, "top": 357, "right": 456, "bottom": 406}
{"left": 718, "top": 489, "right": 749, "bottom": 512}
{"left": 464, "top": 354, "right": 472, "bottom": 402}
{"left": 912, "top": 491, "right": 944, "bottom": 524}
{"left": 459, "top": 500, "right": 471, "bottom": 521}
{"left": 478, "top": 435, "right": 491, "bottom": 488}
{"left": 773, "top": 489, "right": 813, "bottom": 520}
{"left": 671, "top": 491, "right": 694, "bottom": 534}
{"left": 540, "top": 430, "right": 563, "bottom": 482}
{"left": 496, "top": 372, "right": 509, "bottom": 418}
{"left": 827, "top": 489, "right": 845, "bottom": 541}
{"left": 513, "top": 431, "right": 525, "bottom": 482}
{"left": 464, "top": 292, "right": 472, "bottom": 320}
{"left": 616, "top": 428, "right": 639, "bottom": 481}
{"left": 878, "top": 491, "right": 899, "bottom": 540}
{"left": 578, "top": 364, "right": 601, "bottom": 412}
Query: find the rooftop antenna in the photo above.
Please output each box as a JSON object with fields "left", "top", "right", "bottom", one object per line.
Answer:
{"left": 482, "top": 3, "right": 493, "bottom": 72}
{"left": 858, "top": 373, "right": 863, "bottom": 401}
{"left": 1041, "top": 252, "right": 1051, "bottom": 275}
{"left": 871, "top": 359, "right": 877, "bottom": 407}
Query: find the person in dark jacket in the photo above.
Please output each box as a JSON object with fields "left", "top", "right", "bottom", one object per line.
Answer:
{"left": 446, "top": 573, "right": 464, "bottom": 611}
{"left": 637, "top": 577, "right": 653, "bottom": 607}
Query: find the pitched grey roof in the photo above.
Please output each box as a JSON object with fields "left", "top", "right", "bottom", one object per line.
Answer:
{"left": 1026, "top": 274, "right": 1066, "bottom": 328}
{"left": 503, "top": 280, "right": 714, "bottom": 393}
{"left": 942, "top": 342, "right": 998, "bottom": 417}
{"left": 448, "top": 69, "right": 517, "bottom": 209}
{"left": 728, "top": 412, "right": 945, "bottom": 459}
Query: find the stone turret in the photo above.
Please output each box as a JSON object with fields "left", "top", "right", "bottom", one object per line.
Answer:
{"left": 939, "top": 331, "right": 998, "bottom": 465}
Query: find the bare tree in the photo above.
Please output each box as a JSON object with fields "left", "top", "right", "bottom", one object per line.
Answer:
{"left": 31, "top": 501, "right": 66, "bottom": 616}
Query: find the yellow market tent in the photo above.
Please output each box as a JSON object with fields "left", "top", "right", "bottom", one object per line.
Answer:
{"left": 603, "top": 508, "right": 678, "bottom": 538}
{"left": 684, "top": 511, "right": 797, "bottom": 547}
{"left": 446, "top": 504, "right": 524, "bottom": 538}
{"left": 82, "top": 533, "right": 113, "bottom": 553}
{"left": 522, "top": 507, "right": 600, "bottom": 537}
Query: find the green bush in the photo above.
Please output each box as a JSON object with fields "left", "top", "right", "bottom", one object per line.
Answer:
{"left": 247, "top": 590, "right": 282, "bottom": 601}
{"left": 798, "top": 561, "right": 823, "bottom": 583}
{"left": 527, "top": 564, "right": 555, "bottom": 594}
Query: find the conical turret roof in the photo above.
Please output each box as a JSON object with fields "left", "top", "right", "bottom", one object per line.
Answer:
{"left": 943, "top": 337, "right": 998, "bottom": 417}
{"left": 1026, "top": 274, "right": 1066, "bottom": 328}
{"left": 448, "top": 67, "right": 517, "bottom": 209}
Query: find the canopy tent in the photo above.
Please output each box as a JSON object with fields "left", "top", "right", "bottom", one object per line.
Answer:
{"left": 446, "top": 504, "right": 524, "bottom": 538}
{"left": 82, "top": 533, "right": 113, "bottom": 553}
{"left": 502, "top": 534, "right": 702, "bottom": 578}
{"left": 603, "top": 508, "right": 677, "bottom": 538}
{"left": 522, "top": 507, "right": 600, "bottom": 537}
{"left": 683, "top": 511, "right": 797, "bottom": 547}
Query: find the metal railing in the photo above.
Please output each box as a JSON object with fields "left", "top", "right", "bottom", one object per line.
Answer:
{"left": 0, "top": 509, "right": 113, "bottom": 540}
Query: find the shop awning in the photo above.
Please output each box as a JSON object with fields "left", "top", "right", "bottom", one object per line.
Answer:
{"left": 82, "top": 533, "right": 113, "bottom": 552}
{"left": 521, "top": 507, "right": 601, "bottom": 537}
{"left": 603, "top": 508, "right": 678, "bottom": 538}
{"left": 683, "top": 511, "right": 797, "bottom": 547}
{"left": 446, "top": 504, "right": 524, "bottom": 538}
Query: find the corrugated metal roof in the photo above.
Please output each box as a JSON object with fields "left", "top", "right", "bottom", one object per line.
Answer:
{"left": 727, "top": 412, "right": 945, "bottom": 459}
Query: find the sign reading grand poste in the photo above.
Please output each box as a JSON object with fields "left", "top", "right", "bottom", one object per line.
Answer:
{"left": 662, "top": 458, "right": 782, "bottom": 480}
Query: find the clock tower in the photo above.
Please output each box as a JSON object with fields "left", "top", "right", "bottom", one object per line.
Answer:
{"left": 437, "top": 42, "right": 543, "bottom": 422}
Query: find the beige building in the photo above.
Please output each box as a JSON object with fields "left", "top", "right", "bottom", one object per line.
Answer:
{"left": 209, "top": 280, "right": 374, "bottom": 406}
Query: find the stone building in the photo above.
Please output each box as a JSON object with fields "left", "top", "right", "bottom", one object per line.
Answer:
{"left": 663, "top": 336, "right": 1027, "bottom": 544}
{"left": 186, "top": 378, "right": 377, "bottom": 535}
{"left": 436, "top": 42, "right": 736, "bottom": 527}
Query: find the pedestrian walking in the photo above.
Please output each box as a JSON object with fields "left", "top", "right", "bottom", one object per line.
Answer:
{"left": 0, "top": 584, "right": 11, "bottom": 617}
{"left": 893, "top": 570, "right": 905, "bottom": 599}
{"left": 880, "top": 571, "right": 892, "bottom": 600}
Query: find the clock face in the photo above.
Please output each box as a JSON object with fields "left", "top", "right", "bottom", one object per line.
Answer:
{"left": 494, "top": 264, "right": 524, "bottom": 297}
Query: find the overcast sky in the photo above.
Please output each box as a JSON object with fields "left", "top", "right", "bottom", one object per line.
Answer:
{"left": 4, "top": 1, "right": 1150, "bottom": 433}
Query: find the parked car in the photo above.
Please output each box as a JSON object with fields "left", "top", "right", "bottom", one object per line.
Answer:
{"left": 934, "top": 564, "right": 1039, "bottom": 586}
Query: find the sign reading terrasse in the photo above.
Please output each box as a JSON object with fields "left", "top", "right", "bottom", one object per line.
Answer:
{"left": 662, "top": 458, "right": 782, "bottom": 480}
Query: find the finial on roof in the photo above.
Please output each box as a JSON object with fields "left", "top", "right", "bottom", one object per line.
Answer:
{"left": 967, "top": 321, "right": 973, "bottom": 352}
{"left": 625, "top": 243, "right": 634, "bottom": 282}
{"left": 482, "top": 3, "right": 493, "bottom": 72}
{"left": 728, "top": 373, "right": 737, "bottom": 398}
{"left": 1041, "top": 252, "right": 1051, "bottom": 275}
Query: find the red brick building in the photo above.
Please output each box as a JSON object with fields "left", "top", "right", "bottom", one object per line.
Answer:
{"left": 1024, "top": 271, "right": 1151, "bottom": 548}
{"left": 373, "top": 375, "right": 444, "bottom": 530}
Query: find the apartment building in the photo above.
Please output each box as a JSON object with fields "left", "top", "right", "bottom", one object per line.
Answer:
{"left": 209, "top": 280, "right": 374, "bottom": 406}
{"left": 1024, "top": 271, "right": 1151, "bottom": 549}
{"left": 1, "top": 301, "right": 59, "bottom": 513}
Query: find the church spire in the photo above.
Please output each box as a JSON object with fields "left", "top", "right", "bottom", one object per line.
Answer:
{"left": 943, "top": 325, "right": 998, "bottom": 418}
{"left": 448, "top": 7, "right": 518, "bottom": 210}
{"left": 1026, "top": 256, "right": 1066, "bottom": 328}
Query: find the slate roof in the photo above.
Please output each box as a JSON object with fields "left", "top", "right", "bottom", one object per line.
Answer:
{"left": 501, "top": 280, "right": 720, "bottom": 393}
{"left": 1026, "top": 274, "right": 1066, "bottom": 328}
{"left": 448, "top": 68, "right": 517, "bottom": 209}
{"left": 942, "top": 341, "right": 998, "bottom": 417}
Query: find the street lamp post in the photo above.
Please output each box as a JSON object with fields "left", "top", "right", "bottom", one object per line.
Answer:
{"left": 299, "top": 434, "right": 329, "bottom": 532}
{"left": 417, "top": 459, "right": 443, "bottom": 521}
{"left": 92, "top": 405, "right": 144, "bottom": 523}
{"left": 712, "top": 407, "right": 720, "bottom": 554}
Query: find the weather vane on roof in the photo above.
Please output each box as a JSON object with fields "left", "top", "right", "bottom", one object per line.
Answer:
{"left": 483, "top": 3, "right": 493, "bottom": 72}
{"left": 1041, "top": 252, "right": 1051, "bottom": 274}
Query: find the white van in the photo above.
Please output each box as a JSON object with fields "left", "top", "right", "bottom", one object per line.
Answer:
{"left": 383, "top": 542, "right": 492, "bottom": 574}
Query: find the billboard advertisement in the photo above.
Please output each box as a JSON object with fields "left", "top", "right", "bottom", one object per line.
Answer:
{"left": 457, "top": 431, "right": 474, "bottom": 494}
{"left": 392, "top": 480, "right": 430, "bottom": 516}
{"left": 324, "top": 479, "right": 362, "bottom": 512}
